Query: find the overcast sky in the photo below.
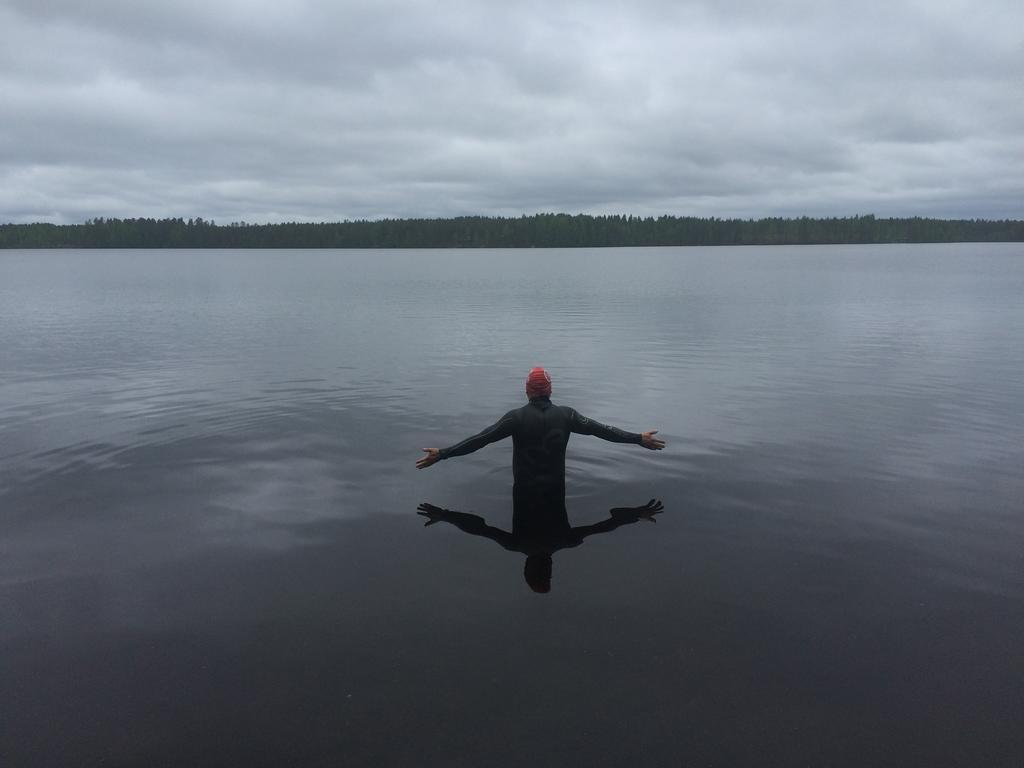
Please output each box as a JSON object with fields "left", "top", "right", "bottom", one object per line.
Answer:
{"left": 1, "top": 0, "right": 1021, "bottom": 223}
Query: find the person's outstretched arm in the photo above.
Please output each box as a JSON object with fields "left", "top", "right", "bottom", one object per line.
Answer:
{"left": 568, "top": 409, "right": 665, "bottom": 450}
{"left": 573, "top": 499, "right": 665, "bottom": 540}
{"left": 416, "top": 503, "right": 517, "bottom": 549}
{"left": 416, "top": 410, "right": 517, "bottom": 469}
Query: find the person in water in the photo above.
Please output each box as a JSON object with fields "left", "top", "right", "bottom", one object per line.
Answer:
{"left": 417, "top": 496, "right": 664, "bottom": 593}
{"left": 415, "top": 367, "right": 665, "bottom": 488}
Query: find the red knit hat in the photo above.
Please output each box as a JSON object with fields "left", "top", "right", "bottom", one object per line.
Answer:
{"left": 526, "top": 367, "right": 552, "bottom": 399}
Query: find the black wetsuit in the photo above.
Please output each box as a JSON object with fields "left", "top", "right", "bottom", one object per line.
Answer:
{"left": 437, "top": 396, "right": 642, "bottom": 496}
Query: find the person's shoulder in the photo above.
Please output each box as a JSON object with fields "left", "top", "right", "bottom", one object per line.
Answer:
{"left": 560, "top": 404, "right": 593, "bottom": 426}
{"left": 554, "top": 403, "right": 581, "bottom": 419}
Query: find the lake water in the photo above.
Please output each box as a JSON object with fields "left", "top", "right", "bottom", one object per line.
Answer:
{"left": 1, "top": 245, "right": 1022, "bottom": 766}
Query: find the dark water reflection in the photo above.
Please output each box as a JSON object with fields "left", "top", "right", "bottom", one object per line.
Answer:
{"left": 1, "top": 245, "right": 1023, "bottom": 766}
{"left": 417, "top": 494, "right": 665, "bottom": 593}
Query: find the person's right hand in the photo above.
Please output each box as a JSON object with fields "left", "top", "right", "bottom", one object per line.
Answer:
{"left": 610, "top": 498, "right": 664, "bottom": 522}
{"left": 641, "top": 430, "right": 665, "bottom": 450}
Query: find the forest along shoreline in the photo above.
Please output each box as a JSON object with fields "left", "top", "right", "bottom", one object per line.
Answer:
{"left": 2, "top": 213, "right": 1023, "bottom": 249}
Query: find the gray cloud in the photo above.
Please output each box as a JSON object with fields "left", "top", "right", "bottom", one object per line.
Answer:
{"left": 1, "top": 0, "right": 1021, "bottom": 223}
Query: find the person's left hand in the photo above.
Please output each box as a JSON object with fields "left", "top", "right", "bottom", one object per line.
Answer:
{"left": 416, "top": 448, "right": 441, "bottom": 469}
{"left": 417, "top": 502, "right": 448, "bottom": 526}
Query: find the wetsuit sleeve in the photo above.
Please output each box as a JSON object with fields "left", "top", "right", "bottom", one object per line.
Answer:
{"left": 430, "top": 510, "right": 517, "bottom": 550}
{"left": 571, "top": 516, "right": 636, "bottom": 540}
{"left": 438, "top": 410, "right": 517, "bottom": 460}
{"left": 567, "top": 408, "right": 642, "bottom": 444}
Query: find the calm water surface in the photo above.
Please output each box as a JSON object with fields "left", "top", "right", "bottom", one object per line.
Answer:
{"left": 1, "top": 245, "right": 1022, "bottom": 766}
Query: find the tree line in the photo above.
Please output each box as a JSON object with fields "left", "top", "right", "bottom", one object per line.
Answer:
{"left": 1, "top": 214, "right": 1022, "bottom": 248}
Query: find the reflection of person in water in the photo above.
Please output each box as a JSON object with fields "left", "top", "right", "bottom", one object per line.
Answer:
{"left": 417, "top": 496, "right": 664, "bottom": 593}
{"left": 415, "top": 368, "right": 665, "bottom": 495}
